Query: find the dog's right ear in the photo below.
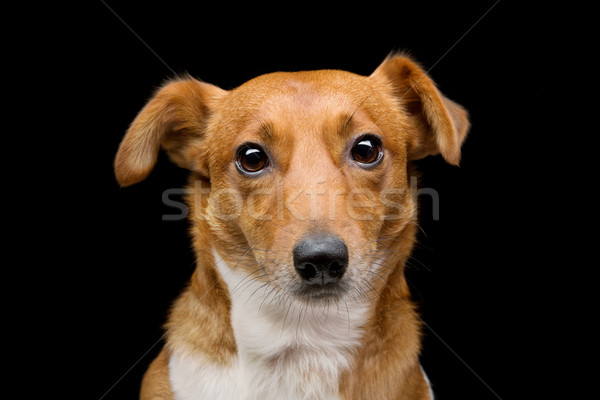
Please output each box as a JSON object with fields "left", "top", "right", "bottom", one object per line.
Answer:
{"left": 114, "top": 77, "right": 226, "bottom": 187}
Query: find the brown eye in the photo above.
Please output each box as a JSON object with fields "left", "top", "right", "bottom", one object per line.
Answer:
{"left": 351, "top": 135, "right": 383, "bottom": 167}
{"left": 235, "top": 143, "right": 269, "bottom": 175}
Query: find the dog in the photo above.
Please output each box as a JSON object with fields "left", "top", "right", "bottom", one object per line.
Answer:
{"left": 115, "top": 53, "right": 469, "bottom": 400}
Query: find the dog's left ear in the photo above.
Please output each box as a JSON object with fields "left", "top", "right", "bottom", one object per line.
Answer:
{"left": 114, "top": 77, "right": 226, "bottom": 187}
{"left": 371, "top": 54, "right": 470, "bottom": 165}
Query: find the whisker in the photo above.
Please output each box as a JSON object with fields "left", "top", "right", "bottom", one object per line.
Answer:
{"left": 230, "top": 267, "right": 263, "bottom": 295}
{"left": 258, "top": 282, "right": 281, "bottom": 312}
{"left": 280, "top": 295, "right": 294, "bottom": 338}
{"left": 344, "top": 300, "right": 351, "bottom": 336}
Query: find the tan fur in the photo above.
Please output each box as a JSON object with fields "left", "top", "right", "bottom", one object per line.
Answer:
{"left": 139, "top": 349, "right": 174, "bottom": 400}
{"left": 115, "top": 54, "right": 469, "bottom": 399}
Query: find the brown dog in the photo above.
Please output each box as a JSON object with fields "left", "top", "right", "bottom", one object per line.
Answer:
{"left": 115, "top": 53, "right": 469, "bottom": 400}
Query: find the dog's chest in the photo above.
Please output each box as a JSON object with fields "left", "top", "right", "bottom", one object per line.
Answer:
{"left": 170, "top": 338, "right": 348, "bottom": 400}
{"left": 169, "top": 310, "right": 365, "bottom": 400}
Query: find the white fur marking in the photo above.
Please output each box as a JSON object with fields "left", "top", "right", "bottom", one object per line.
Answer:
{"left": 169, "top": 351, "right": 242, "bottom": 399}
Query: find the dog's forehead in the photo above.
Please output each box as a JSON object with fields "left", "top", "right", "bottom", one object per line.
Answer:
{"left": 237, "top": 69, "right": 370, "bottom": 94}
{"left": 226, "top": 69, "right": 377, "bottom": 117}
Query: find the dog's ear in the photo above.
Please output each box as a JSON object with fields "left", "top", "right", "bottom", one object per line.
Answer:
{"left": 371, "top": 54, "right": 470, "bottom": 165}
{"left": 115, "top": 77, "right": 226, "bottom": 187}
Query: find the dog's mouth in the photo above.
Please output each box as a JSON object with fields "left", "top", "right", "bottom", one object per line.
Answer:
{"left": 292, "top": 280, "right": 349, "bottom": 303}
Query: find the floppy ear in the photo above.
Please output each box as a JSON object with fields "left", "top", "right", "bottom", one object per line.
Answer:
{"left": 114, "top": 76, "right": 226, "bottom": 187}
{"left": 371, "top": 54, "right": 470, "bottom": 165}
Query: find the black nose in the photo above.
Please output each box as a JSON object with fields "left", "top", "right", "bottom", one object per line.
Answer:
{"left": 293, "top": 235, "right": 348, "bottom": 285}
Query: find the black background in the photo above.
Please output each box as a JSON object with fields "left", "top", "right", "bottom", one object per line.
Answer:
{"left": 28, "top": 1, "right": 563, "bottom": 399}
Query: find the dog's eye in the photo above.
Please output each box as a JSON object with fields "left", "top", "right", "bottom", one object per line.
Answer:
{"left": 235, "top": 143, "right": 269, "bottom": 175}
{"left": 351, "top": 135, "right": 383, "bottom": 167}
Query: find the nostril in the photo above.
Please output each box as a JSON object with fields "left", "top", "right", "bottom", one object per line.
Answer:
{"left": 296, "top": 262, "right": 317, "bottom": 280}
{"left": 293, "top": 235, "right": 349, "bottom": 285}
{"left": 328, "top": 261, "right": 345, "bottom": 277}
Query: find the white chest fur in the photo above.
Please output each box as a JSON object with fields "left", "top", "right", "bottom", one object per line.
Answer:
{"left": 168, "top": 250, "right": 371, "bottom": 400}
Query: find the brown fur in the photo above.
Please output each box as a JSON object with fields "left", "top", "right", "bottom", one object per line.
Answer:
{"left": 115, "top": 54, "right": 469, "bottom": 399}
{"left": 140, "top": 349, "right": 174, "bottom": 400}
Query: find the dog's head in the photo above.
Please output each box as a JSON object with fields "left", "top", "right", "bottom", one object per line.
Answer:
{"left": 115, "top": 55, "right": 469, "bottom": 304}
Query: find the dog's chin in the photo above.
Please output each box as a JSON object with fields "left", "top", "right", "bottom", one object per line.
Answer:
{"left": 292, "top": 282, "right": 349, "bottom": 304}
